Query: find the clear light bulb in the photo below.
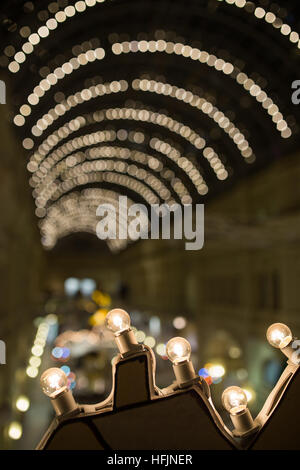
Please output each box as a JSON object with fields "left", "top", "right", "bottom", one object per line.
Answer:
{"left": 40, "top": 368, "right": 68, "bottom": 398}
{"left": 166, "top": 337, "right": 191, "bottom": 364}
{"left": 266, "top": 323, "right": 292, "bottom": 349}
{"left": 105, "top": 308, "right": 131, "bottom": 334}
{"left": 222, "top": 386, "right": 248, "bottom": 415}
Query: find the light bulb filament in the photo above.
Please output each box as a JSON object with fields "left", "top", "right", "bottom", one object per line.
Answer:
{"left": 173, "top": 343, "right": 185, "bottom": 358}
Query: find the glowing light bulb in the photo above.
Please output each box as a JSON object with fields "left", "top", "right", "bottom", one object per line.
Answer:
{"left": 266, "top": 323, "right": 292, "bottom": 349}
{"left": 40, "top": 368, "right": 68, "bottom": 398}
{"left": 222, "top": 386, "right": 248, "bottom": 415}
{"left": 166, "top": 337, "right": 191, "bottom": 364}
{"left": 105, "top": 308, "right": 131, "bottom": 334}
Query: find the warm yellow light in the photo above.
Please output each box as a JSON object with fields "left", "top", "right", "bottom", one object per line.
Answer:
{"left": 266, "top": 323, "right": 292, "bottom": 349}
{"left": 156, "top": 343, "right": 166, "bottom": 356}
{"left": 105, "top": 308, "right": 131, "bottom": 334}
{"left": 8, "top": 422, "right": 22, "bottom": 440}
{"left": 16, "top": 395, "right": 30, "bottom": 412}
{"left": 144, "top": 336, "right": 156, "bottom": 348}
{"left": 229, "top": 346, "right": 241, "bottom": 359}
{"left": 135, "top": 330, "right": 146, "bottom": 343}
{"left": 29, "top": 356, "right": 41, "bottom": 367}
{"left": 40, "top": 368, "right": 68, "bottom": 398}
{"left": 208, "top": 364, "right": 225, "bottom": 378}
{"left": 26, "top": 366, "right": 38, "bottom": 378}
{"left": 45, "top": 314, "right": 58, "bottom": 324}
{"left": 222, "top": 386, "right": 248, "bottom": 415}
{"left": 173, "top": 316, "right": 187, "bottom": 329}
{"left": 89, "top": 309, "right": 107, "bottom": 326}
{"left": 31, "top": 345, "right": 44, "bottom": 356}
{"left": 166, "top": 337, "right": 191, "bottom": 364}
{"left": 92, "top": 290, "right": 111, "bottom": 307}
{"left": 243, "top": 388, "right": 256, "bottom": 403}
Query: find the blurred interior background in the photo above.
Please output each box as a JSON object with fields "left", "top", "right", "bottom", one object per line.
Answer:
{"left": 0, "top": 0, "right": 300, "bottom": 449}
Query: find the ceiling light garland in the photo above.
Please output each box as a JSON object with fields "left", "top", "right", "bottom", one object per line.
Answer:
{"left": 14, "top": 48, "right": 107, "bottom": 127}
{"left": 219, "top": 0, "right": 300, "bottom": 49}
{"left": 111, "top": 40, "right": 291, "bottom": 138}
{"left": 22, "top": 75, "right": 253, "bottom": 167}
{"left": 28, "top": 131, "right": 203, "bottom": 194}
{"left": 38, "top": 169, "right": 160, "bottom": 206}
{"left": 28, "top": 127, "right": 207, "bottom": 200}
{"left": 42, "top": 212, "right": 129, "bottom": 252}
{"left": 5, "top": 0, "right": 299, "bottom": 77}
{"left": 28, "top": 80, "right": 127, "bottom": 135}
{"left": 35, "top": 158, "right": 174, "bottom": 210}
{"left": 4, "top": 1, "right": 297, "bottom": 255}
{"left": 132, "top": 78, "right": 254, "bottom": 160}
{"left": 30, "top": 106, "right": 215, "bottom": 160}
{"left": 31, "top": 145, "right": 191, "bottom": 207}
{"left": 27, "top": 106, "right": 215, "bottom": 187}
{"left": 149, "top": 137, "right": 222, "bottom": 186}
{"left": 7, "top": 0, "right": 107, "bottom": 74}
{"left": 39, "top": 189, "right": 145, "bottom": 251}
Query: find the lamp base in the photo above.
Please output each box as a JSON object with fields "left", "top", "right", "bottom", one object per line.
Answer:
{"left": 115, "top": 329, "right": 143, "bottom": 356}
{"left": 231, "top": 408, "right": 260, "bottom": 437}
{"left": 173, "top": 360, "right": 199, "bottom": 387}
{"left": 51, "top": 389, "right": 78, "bottom": 416}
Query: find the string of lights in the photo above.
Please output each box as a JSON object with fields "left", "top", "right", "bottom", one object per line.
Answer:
{"left": 32, "top": 145, "right": 191, "bottom": 208}
{"left": 5, "top": 0, "right": 300, "bottom": 77}
{"left": 37, "top": 309, "right": 300, "bottom": 450}
{"left": 39, "top": 189, "right": 145, "bottom": 250}
{"left": 112, "top": 40, "right": 291, "bottom": 139}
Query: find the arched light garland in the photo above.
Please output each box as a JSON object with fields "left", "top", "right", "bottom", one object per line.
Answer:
{"left": 149, "top": 137, "right": 227, "bottom": 182}
{"left": 29, "top": 107, "right": 211, "bottom": 155}
{"left": 7, "top": 0, "right": 107, "bottom": 74}
{"left": 26, "top": 80, "right": 127, "bottom": 135}
{"left": 34, "top": 158, "right": 175, "bottom": 209}
{"left": 31, "top": 145, "right": 191, "bottom": 206}
{"left": 39, "top": 188, "right": 147, "bottom": 252}
{"left": 36, "top": 170, "right": 160, "bottom": 209}
{"left": 132, "top": 78, "right": 254, "bottom": 160}
{"left": 219, "top": 0, "right": 300, "bottom": 47}
{"left": 14, "top": 47, "right": 107, "bottom": 127}
{"left": 42, "top": 213, "right": 127, "bottom": 252}
{"left": 111, "top": 40, "right": 291, "bottom": 138}
{"left": 6, "top": 0, "right": 300, "bottom": 76}
{"left": 23, "top": 76, "right": 253, "bottom": 163}
{"left": 27, "top": 126, "right": 208, "bottom": 197}
{"left": 27, "top": 107, "right": 216, "bottom": 187}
